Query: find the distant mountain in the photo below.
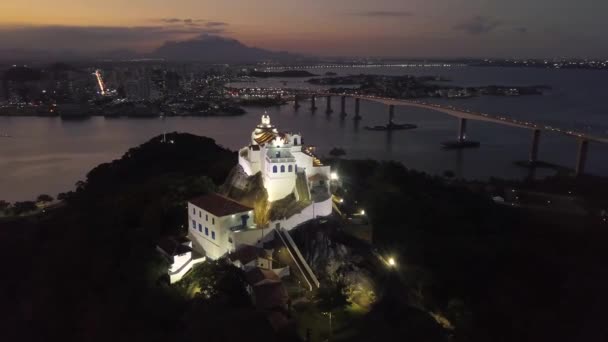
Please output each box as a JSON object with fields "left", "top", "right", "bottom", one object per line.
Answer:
{"left": 0, "top": 35, "right": 303, "bottom": 64}
{"left": 152, "top": 35, "right": 298, "bottom": 63}
{"left": 0, "top": 49, "right": 87, "bottom": 63}
{"left": 97, "top": 49, "right": 141, "bottom": 60}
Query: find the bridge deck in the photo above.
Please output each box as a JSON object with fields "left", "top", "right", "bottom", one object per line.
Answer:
{"left": 293, "top": 92, "right": 608, "bottom": 144}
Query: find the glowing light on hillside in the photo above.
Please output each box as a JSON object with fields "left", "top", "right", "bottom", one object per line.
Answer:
{"left": 94, "top": 69, "right": 106, "bottom": 96}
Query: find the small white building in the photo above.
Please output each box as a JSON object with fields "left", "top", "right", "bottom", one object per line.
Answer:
{"left": 188, "top": 193, "right": 258, "bottom": 260}
{"left": 156, "top": 237, "right": 206, "bottom": 283}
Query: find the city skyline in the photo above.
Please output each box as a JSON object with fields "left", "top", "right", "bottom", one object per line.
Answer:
{"left": 2, "top": 0, "right": 608, "bottom": 58}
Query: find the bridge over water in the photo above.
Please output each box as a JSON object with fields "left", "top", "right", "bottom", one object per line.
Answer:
{"left": 290, "top": 92, "right": 608, "bottom": 176}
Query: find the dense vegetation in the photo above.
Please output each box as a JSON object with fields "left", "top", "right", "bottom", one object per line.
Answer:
{"left": 0, "top": 133, "right": 294, "bottom": 342}
{"left": 332, "top": 159, "right": 608, "bottom": 342}
{"left": 1, "top": 134, "right": 606, "bottom": 341}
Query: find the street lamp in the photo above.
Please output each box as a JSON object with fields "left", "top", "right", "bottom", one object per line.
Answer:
{"left": 388, "top": 257, "right": 396, "bottom": 267}
{"left": 330, "top": 172, "right": 339, "bottom": 181}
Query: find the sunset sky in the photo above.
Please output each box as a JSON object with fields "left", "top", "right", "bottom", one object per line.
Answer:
{"left": 1, "top": 0, "right": 608, "bottom": 57}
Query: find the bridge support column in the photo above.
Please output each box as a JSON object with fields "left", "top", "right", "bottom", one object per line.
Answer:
{"left": 529, "top": 129, "right": 541, "bottom": 163}
{"left": 294, "top": 95, "right": 300, "bottom": 109}
{"left": 458, "top": 118, "right": 467, "bottom": 143}
{"left": 340, "top": 96, "right": 346, "bottom": 116}
{"left": 388, "top": 104, "right": 395, "bottom": 124}
{"left": 441, "top": 117, "right": 479, "bottom": 148}
{"left": 354, "top": 98, "right": 361, "bottom": 120}
{"left": 326, "top": 96, "right": 333, "bottom": 114}
{"left": 575, "top": 139, "right": 589, "bottom": 176}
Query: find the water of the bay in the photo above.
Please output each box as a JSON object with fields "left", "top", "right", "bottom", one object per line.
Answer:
{"left": 1, "top": 66, "right": 607, "bottom": 201}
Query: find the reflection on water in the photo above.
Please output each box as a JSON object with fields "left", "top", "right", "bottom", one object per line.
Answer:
{"left": 2, "top": 66, "right": 608, "bottom": 201}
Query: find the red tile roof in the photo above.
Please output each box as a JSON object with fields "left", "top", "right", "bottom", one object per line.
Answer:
{"left": 246, "top": 268, "right": 281, "bottom": 287}
{"left": 229, "top": 244, "right": 269, "bottom": 265}
{"left": 189, "top": 193, "right": 253, "bottom": 217}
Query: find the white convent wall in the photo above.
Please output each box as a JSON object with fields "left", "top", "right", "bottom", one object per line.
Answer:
{"left": 239, "top": 147, "right": 261, "bottom": 176}
{"left": 292, "top": 151, "right": 313, "bottom": 174}
{"left": 188, "top": 203, "right": 254, "bottom": 260}
{"left": 231, "top": 227, "right": 276, "bottom": 248}
{"left": 169, "top": 256, "right": 206, "bottom": 284}
{"left": 170, "top": 252, "right": 192, "bottom": 273}
{"left": 270, "top": 197, "right": 333, "bottom": 231}
{"left": 264, "top": 161, "right": 297, "bottom": 202}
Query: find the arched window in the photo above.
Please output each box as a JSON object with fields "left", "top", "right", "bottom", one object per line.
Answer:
{"left": 288, "top": 165, "right": 293, "bottom": 172}
{"left": 293, "top": 138, "right": 298, "bottom": 145}
{"left": 272, "top": 166, "right": 277, "bottom": 173}
{"left": 280, "top": 165, "right": 285, "bottom": 173}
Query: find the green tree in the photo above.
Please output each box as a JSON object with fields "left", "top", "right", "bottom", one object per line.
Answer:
{"left": 12, "top": 201, "right": 37, "bottom": 215}
{"left": 37, "top": 194, "right": 54, "bottom": 203}
{"left": 178, "top": 261, "right": 250, "bottom": 306}
{"left": 315, "top": 281, "right": 350, "bottom": 338}
{"left": 329, "top": 147, "right": 346, "bottom": 158}
{"left": 0, "top": 200, "right": 10, "bottom": 212}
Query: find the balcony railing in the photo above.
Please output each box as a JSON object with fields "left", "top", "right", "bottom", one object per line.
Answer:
{"left": 266, "top": 156, "right": 296, "bottom": 163}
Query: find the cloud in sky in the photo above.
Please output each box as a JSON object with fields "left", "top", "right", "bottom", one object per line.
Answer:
{"left": 351, "top": 10, "right": 413, "bottom": 17}
{"left": 0, "top": 22, "right": 230, "bottom": 52}
{"left": 206, "top": 21, "right": 229, "bottom": 27}
{"left": 454, "top": 16, "right": 502, "bottom": 35}
{"left": 155, "top": 18, "right": 228, "bottom": 28}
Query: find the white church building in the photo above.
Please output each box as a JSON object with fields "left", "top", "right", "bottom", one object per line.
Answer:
{"left": 185, "top": 115, "right": 333, "bottom": 263}
{"left": 239, "top": 114, "right": 332, "bottom": 203}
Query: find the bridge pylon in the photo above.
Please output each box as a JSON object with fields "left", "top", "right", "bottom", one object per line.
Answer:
{"left": 325, "top": 96, "right": 333, "bottom": 114}
{"left": 354, "top": 98, "right": 362, "bottom": 120}
{"left": 294, "top": 95, "right": 300, "bottom": 110}
{"left": 575, "top": 139, "right": 589, "bottom": 176}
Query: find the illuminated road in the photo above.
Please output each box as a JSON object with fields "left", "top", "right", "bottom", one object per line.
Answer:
{"left": 303, "top": 92, "right": 608, "bottom": 144}
{"left": 94, "top": 70, "right": 106, "bottom": 96}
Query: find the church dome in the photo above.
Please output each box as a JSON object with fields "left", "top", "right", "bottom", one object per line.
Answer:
{"left": 252, "top": 115, "right": 278, "bottom": 145}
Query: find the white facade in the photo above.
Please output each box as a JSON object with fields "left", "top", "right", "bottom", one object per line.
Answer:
{"left": 239, "top": 115, "right": 331, "bottom": 203}
{"left": 156, "top": 238, "right": 206, "bottom": 284}
{"left": 187, "top": 199, "right": 253, "bottom": 260}
{"left": 185, "top": 115, "right": 334, "bottom": 265}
